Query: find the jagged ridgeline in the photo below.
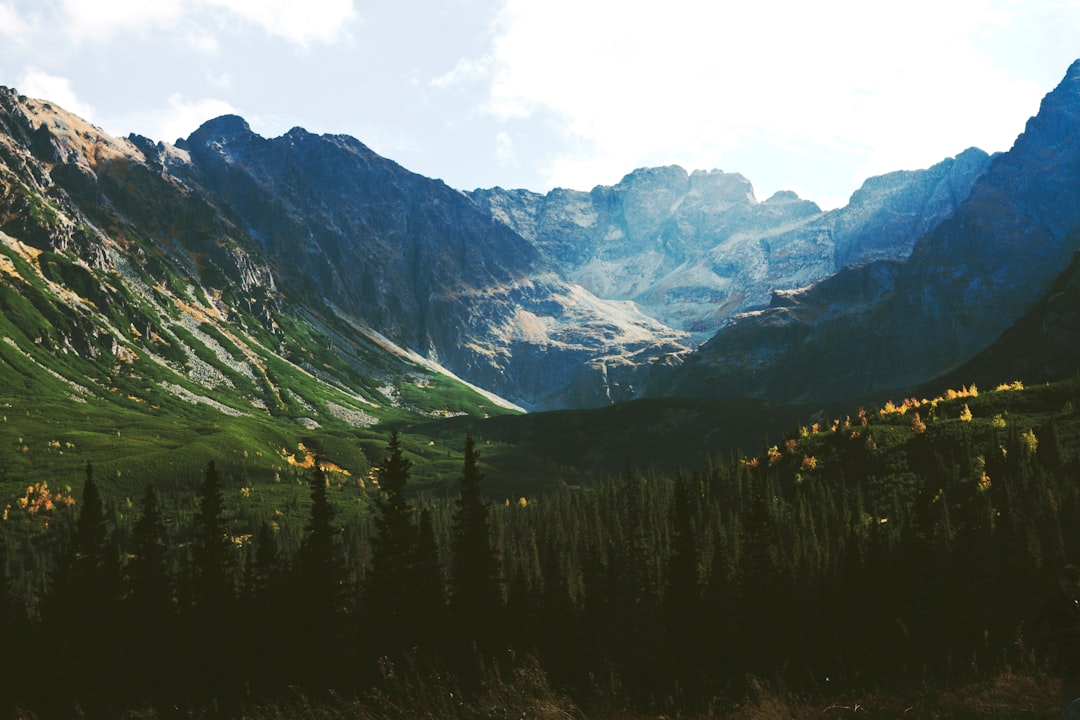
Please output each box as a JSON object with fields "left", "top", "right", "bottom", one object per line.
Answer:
{"left": 2, "top": 59, "right": 1080, "bottom": 492}
{"left": 0, "top": 86, "right": 530, "bottom": 494}
{"left": 0, "top": 81, "right": 996, "bottom": 495}
{"left": 658, "top": 60, "right": 1080, "bottom": 404}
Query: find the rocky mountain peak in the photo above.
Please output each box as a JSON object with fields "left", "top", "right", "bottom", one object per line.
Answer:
{"left": 472, "top": 147, "right": 987, "bottom": 341}
{"left": 688, "top": 169, "right": 758, "bottom": 206}
{"left": 191, "top": 114, "right": 253, "bottom": 141}
{"left": 186, "top": 114, "right": 261, "bottom": 161}
{"left": 616, "top": 164, "right": 690, "bottom": 191}
{"left": 763, "top": 190, "right": 803, "bottom": 204}
{"left": 1013, "top": 58, "right": 1080, "bottom": 150}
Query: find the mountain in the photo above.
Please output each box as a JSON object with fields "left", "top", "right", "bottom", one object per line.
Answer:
{"left": 174, "top": 117, "right": 694, "bottom": 410}
{"left": 0, "top": 88, "right": 541, "bottom": 485}
{"left": 2, "top": 58, "right": 1079, "bottom": 491}
{"left": 469, "top": 150, "right": 989, "bottom": 340}
{"left": 929, "top": 248, "right": 1080, "bottom": 392}
{"left": 0, "top": 92, "right": 691, "bottom": 419}
{"left": 658, "top": 59, "right": 1080, "bottom": 405}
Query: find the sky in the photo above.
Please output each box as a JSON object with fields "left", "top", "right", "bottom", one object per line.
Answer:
{"left": 0, "top": 1, "right": 1078, "bottom": 209}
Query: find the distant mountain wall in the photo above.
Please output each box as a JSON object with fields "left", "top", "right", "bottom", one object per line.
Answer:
{"left": 470, "top": 150, "right": 989, "bottom": 340}
{"left": 4, "top": 57, "right": 1077, "bottom": 417}
{"left": 655, "top": 60, "right": 1080, "bottom": 405}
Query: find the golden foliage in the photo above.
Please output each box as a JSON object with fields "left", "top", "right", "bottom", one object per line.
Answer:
{"left": 766, "top": 445, "right": 783, "bottom": 466}
{"left": 1020, "top": 428, "right": 1038, "bottom": 456}
{"left": 911, "top": 412, "right": 927, "bottom": 434}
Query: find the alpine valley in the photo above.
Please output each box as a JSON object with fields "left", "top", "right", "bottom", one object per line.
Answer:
{"left": 1, "top": 59, "right": 1079, "bottom": 493}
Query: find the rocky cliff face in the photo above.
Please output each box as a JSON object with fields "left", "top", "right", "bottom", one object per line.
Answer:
{"left": 172, "top": 116, "right": 688, "bottom": 410}
{"left": 931, "top": 248, "right": 1080, "bottom": 392}
{"left": 470, "top": 151, "right": 989, "bottom": 340}
{"left": 0, "top": 87, "right": 409, "bottom": 433}
{"left": 0, "top": 93, "right": 689, "bottom": 412}
{"left": 4, "top": 53, "right": 1070, "bottom": 418}
{"left": 659, "top": 60, "right": 1080, "bottom": 404}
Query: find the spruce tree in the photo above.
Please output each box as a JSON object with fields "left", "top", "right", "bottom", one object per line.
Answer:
{"left": 408, "top": 507, "right": 446, "bottom": 655}
{"left": 301, "top": 461, "right": 341, "bottom": 614}
{"left": 299, "top": 461, "right": 345, "bottom": 692}
{"left": 188, "top": 460, "right": 238, "bottom": 714}
{"left": 664, "top": 471, "right": 705, "bottom": 706}
{"left": 364, "top": 430, "right": 418, "bottom": 655}
{"left": 46, "top": 463, "right": 121, "bottom": 717}
{"left": 127, "top": 483, "right": 173, "bottom": 618}
{"left": 0, "top": 527, "right": 17, "bottom": 719}
{"left": 241, "top": 522, "right": 284, "bottom": 697}
{"left": 68, "top": 462, "right": 109, "bottom": 578}
{"left": 191, "top": 460, "right": 234, "bottom": 612}
{"left": 125, "top": 483, "right": 176, "bottom": 709}
{"left": 449, "top": 435, "right": 503, "bottom": 661}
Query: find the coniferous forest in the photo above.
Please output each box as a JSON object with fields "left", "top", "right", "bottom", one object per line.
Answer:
{"left": 1, "top": 380, "right": 1080, "bottom": 719}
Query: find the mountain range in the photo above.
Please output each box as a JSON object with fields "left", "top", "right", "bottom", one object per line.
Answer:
{"left": 1, "top": 59, "right": 1079, "bottom": 484}
{"left": 659, "top": 59, "right": 1080, "bottom": 405}
{"left": 470, "top": 147, "right": 989, "bottom": 341}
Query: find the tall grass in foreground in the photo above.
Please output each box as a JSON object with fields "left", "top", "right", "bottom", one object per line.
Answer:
{"left": 724, "top": 672, "right": 1059, "bottom": 720}
{"left": 37, "top": 669, "right": 1060, "bottom": 720}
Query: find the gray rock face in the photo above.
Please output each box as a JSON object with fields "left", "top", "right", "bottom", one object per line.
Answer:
{"left": 0, "top": 90, "right": 691, "bottom": 412}
{"left": 470, "top": 152, "right": 989, "bottom": 341}
{"left": 933, "top": 248, "right": 1080, "bottom": 392}
{"left": 831, "top": 147, "right": 994, "bottom": 268}
{"left": 658, "top": 60, "right": 1080, "bottom": 405}
{"left": 172, "top": 117, "right": 689, "bottom": 410}
{"left": 3, "top": 56, "right": 1050, "bottom": 417}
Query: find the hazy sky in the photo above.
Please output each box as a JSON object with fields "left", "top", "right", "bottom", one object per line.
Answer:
{"left": 1, "top": 0, "right": 1077, "bottom": 208}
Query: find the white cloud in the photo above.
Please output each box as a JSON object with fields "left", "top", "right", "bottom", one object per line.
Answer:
{"left": 120, "top": 94, "right": 238, "bottom": 144}
{"left": 59, "top": 0, "right": 186, "bottom": 42}
{"left": 0, "top": 3, "right": 31, "bottom": 40}
{"left": 18, "top": 69, "right": 96, "bottom": 120}
{"left": 54, "top": 0, "right": 356, "bottom": 47}
{"left": 431, "top": 55, "right": 494, "bottom": 89}
{"left": 494, "top": 131, "right": 517, "bottom": 166}
{"left": 206, "top": 71, "right": 232, "bottom": 89}
{"left": 202, "top": 0, "right": 357, "bottom": 47}
{"left": 186, "top": 29, "right": 220, "bottom": 55}
{"left": 484, "top": 0, "right": 1077, "bottom": 199}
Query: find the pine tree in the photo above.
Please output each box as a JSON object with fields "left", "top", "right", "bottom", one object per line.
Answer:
{"left": 127, "top": 483, "right": 173, "bottom": 618}
{"left": 664, "top": 471, "right": 705, "bottom": 705}
{"left": 46, "top": 463, "right": 122, "bottom": 717}
{"left": 301, "top": 461, "right": 342, "bottom": 615}
{"left": 407, "top": 507, "right": 446, "bottom": 655}
{"left": 538, "top": 546, "right": 580, "bottom": 690}
{"left": 125, "top": 483, "right": 176, "bottom": 709}
{"left": 737, "top": 474, "right": 792, "bottom": 677}
{"left": 449, "top": 435, "right": 503, "bottom": 662}
{"left": 191, "top": 460, "right": 234, "bottom": 613}
{"left": 0, "top": 527, "right": 17, "bottom": 719}
{"left": 298, "top": 461, "right": 346, "bottom": 692}
{"left": 364, "top": 430, "right": 418, "bottom": 655}
{"left": 188, "top": 459, "right": 238, "bottom": 715}
{"left": 0, "top": 528, "right": 10, "bottom": 628}
{"left": 67, "top": 462, "right": 109, "bottom": 579}
{"left": 240, "top": 522, "right": 284, "bottom": 697}
{"left": 242, "top": 521, "right": 278, "bottom": 607}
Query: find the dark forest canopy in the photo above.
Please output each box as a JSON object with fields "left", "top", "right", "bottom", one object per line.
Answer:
{"left": 1, "top": 377, "right": 1079, "bottom": 717}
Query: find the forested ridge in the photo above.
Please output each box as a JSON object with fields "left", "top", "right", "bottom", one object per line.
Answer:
{"left": 1, "top": 377, "right": 1079, "bottom": 718}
